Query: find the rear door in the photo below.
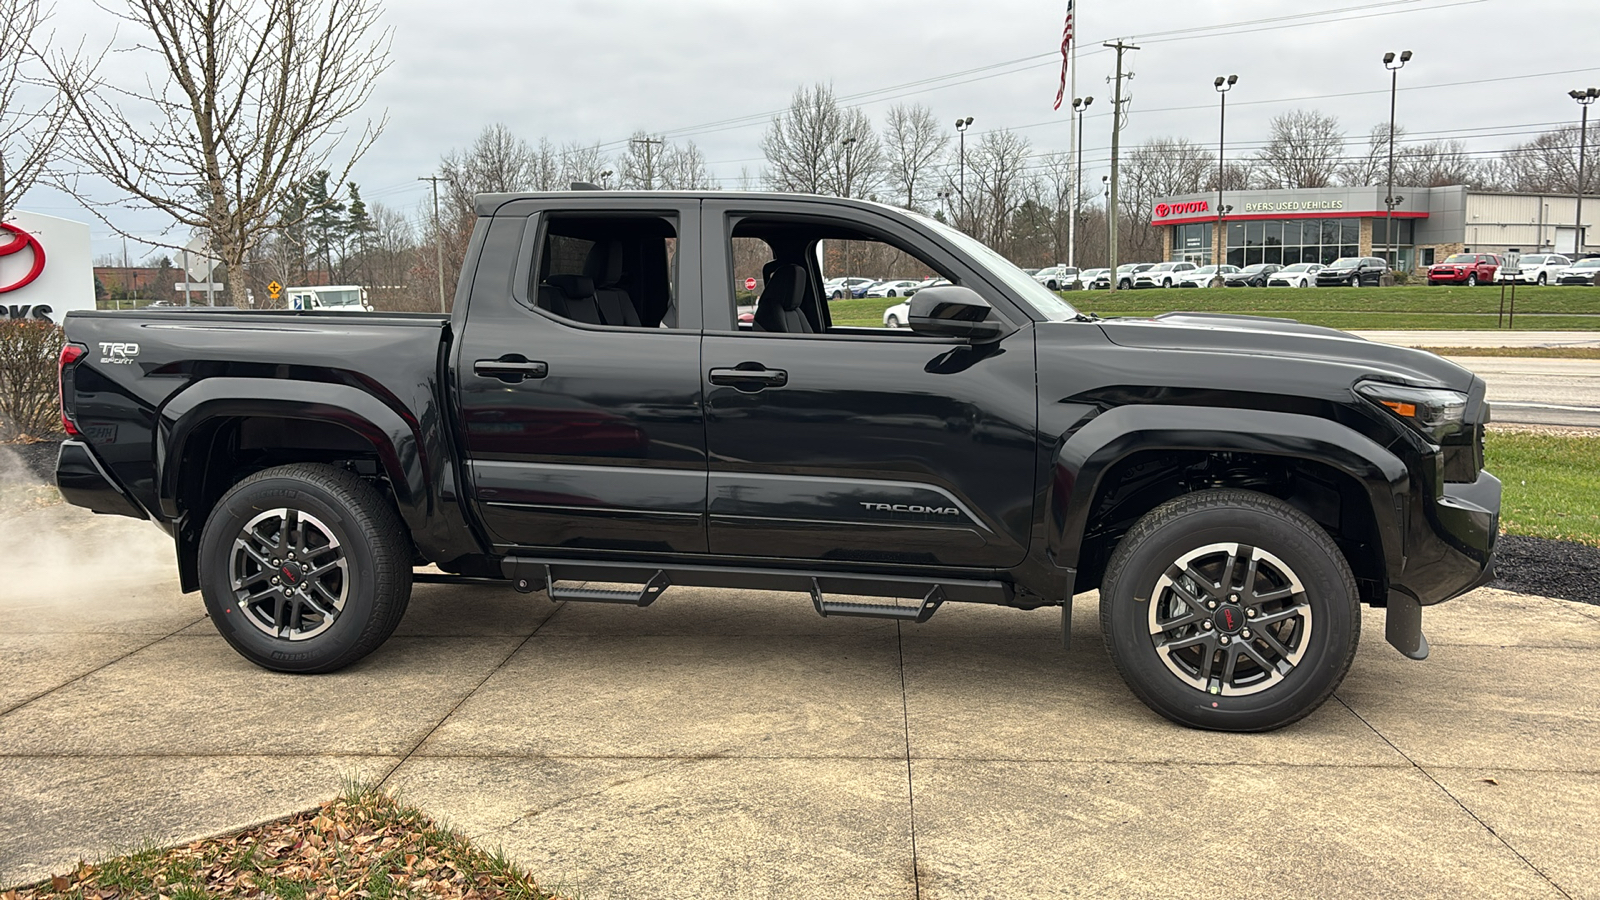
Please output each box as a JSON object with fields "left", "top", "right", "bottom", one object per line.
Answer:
{"left": 453, "top": 199, "right": 708, "bottom": 555}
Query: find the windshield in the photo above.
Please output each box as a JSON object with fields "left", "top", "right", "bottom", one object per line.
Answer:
{"left": 1519, "top": 256, "right": 1547, "bottom": 265}
{"left": 913, "top": 212, "right": 1080, "bottom": 320}
{"left": 1572, "top": 258, "right": 1600, "bottom": 268}
{"left": 1281, "top": 264, "right": 1311, "bottom": 272}
{"left": 318, "top": 289, "right": 364, "bottom": 308}
{"left": 1329, "top": 258, "right": 1361, "bottom": 268}
{"left": 1242, "top": 265, "right": 1268, "bottom": 273}
{"left": 1443, "top": 254, "right": 1476, "bottom": 264}
{"left": 1193, "top": 266, "right": 1217, "bottom": 275}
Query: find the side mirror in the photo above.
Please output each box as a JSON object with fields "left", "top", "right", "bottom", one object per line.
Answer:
{"left": 908, "top": 286, "right": 1005, "bottom": 342}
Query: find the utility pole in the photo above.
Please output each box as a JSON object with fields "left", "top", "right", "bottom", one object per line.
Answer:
{"left": 1104, "top": 39, "right": 1138, "bottom": 293}
{"left": 1383, "top": 50, "right": 1412, "bottom": 272}
{"left": 419, "top": 175, "right": 446, "bottom": 312}
{"left": 630, "top": 136, "right": 665, "bottom": 189}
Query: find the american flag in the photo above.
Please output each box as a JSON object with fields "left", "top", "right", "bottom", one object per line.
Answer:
{"left": 1052, "top": 0, "right": 1074, "bottom": 110}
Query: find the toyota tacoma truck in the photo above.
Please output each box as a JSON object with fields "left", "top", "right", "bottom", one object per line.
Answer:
{"left": 54, "top": 191, "right": 1500, "bottom": 732}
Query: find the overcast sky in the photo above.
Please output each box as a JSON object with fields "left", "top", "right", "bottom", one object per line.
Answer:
{"left": 29, "top": 0, "right": 1599, "bottom": 260}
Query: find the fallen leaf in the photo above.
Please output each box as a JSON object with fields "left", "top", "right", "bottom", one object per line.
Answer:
{"left": 1482, "top": 777, "right": 1499, "bottom": 785}
{"left": 50, "top": 876, "right": 71, "bottom": 891}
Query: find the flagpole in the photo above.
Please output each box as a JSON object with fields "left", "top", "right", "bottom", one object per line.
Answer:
{"left": 1067, "top": 0, "right": 1077, "bottom": 271}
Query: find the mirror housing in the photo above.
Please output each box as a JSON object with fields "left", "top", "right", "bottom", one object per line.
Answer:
{"left": 908, "top": 286, "right": 1005, "bottom": 342}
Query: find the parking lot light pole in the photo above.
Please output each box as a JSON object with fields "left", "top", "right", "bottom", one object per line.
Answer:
{"left": 1383, "top": 50, "right": 1412, "bottom": 272}
{"left": 1571, "top": 88, "right": 1598, "bottom": 255}
{"left": 1214, "top": 75, "right": 1237, "bottom": 267}
{"left": 955, "top": 116, "right": 973, "bottom": 228}
{"left": 1071, "top": 97, "right": 1093, "bottom": 268}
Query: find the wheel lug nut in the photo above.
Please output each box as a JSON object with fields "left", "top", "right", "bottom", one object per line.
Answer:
{"left": 1246, "top": 608, "right": 1257, "bottom": 618}
{"left": 271, "top": 558, "right": 280, "bottom": 566}
{"left": 1242, "top": 629, "right": 1252, "bottom": 639}
{"left": 288, "top": 552, "right": 295, "bottom": 560}
{"left": 1202, "top": 621, "right": 1213, "bottom": 630}
{"left": 1220, "top": 636, "right": 1231, "bottom": 645}
{"left": 1207, "top": 601, "right": 1218, "bottom": 609}
{"left": 1229, "top": 594, "right": 1239, "bottom": 602}
{"left": 270, "top": 576, "right": 280, "bottom": 584}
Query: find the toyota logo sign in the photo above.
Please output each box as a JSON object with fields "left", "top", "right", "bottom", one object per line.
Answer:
{"left": 1153, "top": 200, "right": 1210, "bottom": 218}
{"left": 0, "top": 222, "right": 46, "bottom": 293}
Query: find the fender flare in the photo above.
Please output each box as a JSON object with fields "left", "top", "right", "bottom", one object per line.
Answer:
{"left": 1048, "top": 405, "right": 1410, "bottom": 579}
{"left": 156, "top": 378, "right": 429, "bottom": 531}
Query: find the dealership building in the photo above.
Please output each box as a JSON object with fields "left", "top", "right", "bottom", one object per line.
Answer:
{"left": 1149, "top": 185, "right": 1594, "bottom": 272}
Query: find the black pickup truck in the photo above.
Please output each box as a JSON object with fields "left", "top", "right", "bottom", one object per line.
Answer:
{"left": 55, "top": 191, "right": 1500, "bottom": 731}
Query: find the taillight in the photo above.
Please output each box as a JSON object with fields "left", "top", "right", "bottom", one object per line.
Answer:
{"left": 59, "top": 342, "right": 86, "bottom": 436}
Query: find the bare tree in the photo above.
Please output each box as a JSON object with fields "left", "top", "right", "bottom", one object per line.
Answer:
{"left": 1398, "top": 139, "right": 1482, "bottom": 188}
{"left": 882, "top": 103, "right": 948, "bottom": 209}
{"left": 1038, "top": 150, "right": 1073, "bottom": 263}
{"left": 50, "top": 0, "right": 391, "bottom": 308}
{"left": 0, "top": 0, "right": 66, "bottom": 220}
{"left": 618, "top": 131, "right": 666, "bottom": 190}
{"left": 529, "top": 138, "right": 563, "bottom": 191}
{"left": 1488, "top": 124, "right": 1599, "bottom": 194}
{"left": 1120, "top": 136, "right": 1214, "bottom": 260}
{"left": 823, "top": 107, "right": 884, "bottom": 199}
{"left": 762, "top": 83, "right": 843, "bottom": 194}
{"left": 659, "top": 141, "right": 716, "bottom": 190}
{"left": 965, "top": 128, "right": 1032, "bottom": 253}
{"left": 1256, "top": 110, "right": 1345, "bottom": 189}
{"left": 441, "top": 124, "right": 538, "bottom": 219}
{"left": 1341, "top": 123, "right": 1395, "bottom": 187}
{"left": 559, "top": 140, "right": 609, "bottom": 187}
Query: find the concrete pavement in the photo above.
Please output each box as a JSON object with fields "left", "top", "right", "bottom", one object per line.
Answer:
{"left": 4, "top": 504, "right": 1599, "bottom": 898}
{"left": 1351, "top": 330, "right": 1600, "bottom": 349}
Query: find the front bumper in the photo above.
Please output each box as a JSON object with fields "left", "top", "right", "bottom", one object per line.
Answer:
{"left": 1428, "top": 271, "right": 1472, "bottom": 283}
{"left": 1405, "top": 471, "right": 1501, "bottom": 606}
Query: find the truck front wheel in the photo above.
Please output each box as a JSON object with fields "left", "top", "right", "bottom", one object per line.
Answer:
{"left": 1098, "top": 489, "right": 1359, "bottom": 732}
{"left": 198, "top": 463, "right": 412, "bottom": 674}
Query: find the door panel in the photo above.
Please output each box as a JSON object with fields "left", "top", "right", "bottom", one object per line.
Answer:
{"left": 455, "top": 207, "right": 708, "bottom": 554}
{"left": 701, "top": 331, "right": 1038, "bottom": 568}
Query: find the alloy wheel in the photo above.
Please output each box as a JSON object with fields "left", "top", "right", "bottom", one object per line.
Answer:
{"left": 1148, "top": 541, "right": 1312, "bottom": 696}
{"left": 230, "top": 508, "right": 350, "bottom": 640}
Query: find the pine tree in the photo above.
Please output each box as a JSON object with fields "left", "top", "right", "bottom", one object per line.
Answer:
{"left": 345, "top": 182, "right": 374, "bottom": 285}
{"left": 305, "top": 171, "right": 345, "bottom": 284}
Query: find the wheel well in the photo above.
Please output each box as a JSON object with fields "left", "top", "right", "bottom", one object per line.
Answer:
{"left": 1073, "top": 450, "right": 1385, "bottom": 605}
{"left": 172, "top": 415, "right": 404, "bottom": 590}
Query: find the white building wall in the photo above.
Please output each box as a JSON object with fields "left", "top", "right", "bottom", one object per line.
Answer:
{"left": 1, "top": 210, "right": 96, "bottom": 325}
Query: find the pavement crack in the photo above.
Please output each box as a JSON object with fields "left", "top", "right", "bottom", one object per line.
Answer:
{"left": 376, "top": 599, "right": 564, "bottom": 791}
{"left": 0, "top": 615, "right": 207, "bottom": 719}
{"left": 897, "top": 621, "right": 921, "bottom": 900}
{"left": 1333, "top": 693, "right": 1574, "bottom": 900}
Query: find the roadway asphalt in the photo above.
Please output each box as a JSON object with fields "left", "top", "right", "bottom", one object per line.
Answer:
{"left": 1352, "top": 332, "right": 1600, "bottom": 427}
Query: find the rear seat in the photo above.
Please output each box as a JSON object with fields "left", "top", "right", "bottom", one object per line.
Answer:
{"left": 584, "top": 241, "right": 642, "bottom": 327}
{"left": 538, "top": 274, "right": 604, "bottom": 325}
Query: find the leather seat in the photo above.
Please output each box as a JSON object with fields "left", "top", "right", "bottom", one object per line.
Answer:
{"left": 753, "top": 264, "right": 814, "bottom": 334}
{"left": 539, "top": 274, "right": 603, "bottom": 325}
{"left": 583, "top": 241, "right": 641, "bottom": 328}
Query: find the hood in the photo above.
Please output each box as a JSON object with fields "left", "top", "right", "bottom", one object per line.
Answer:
{"left": 1090, "top": 312, "right": 1476, "bottom": 391}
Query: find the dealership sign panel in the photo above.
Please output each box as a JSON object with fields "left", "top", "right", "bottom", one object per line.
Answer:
{"left": 1, "top": 210, "right": 95, "bottom": 325}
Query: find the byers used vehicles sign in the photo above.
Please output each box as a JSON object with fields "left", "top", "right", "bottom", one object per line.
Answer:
{"left": 1, "top": 210, "right": 95, "bottom": 324}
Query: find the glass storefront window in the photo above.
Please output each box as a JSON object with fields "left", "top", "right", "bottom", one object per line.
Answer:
{"left": 1340, "top": 219, "right": 1359, "bottom": 244}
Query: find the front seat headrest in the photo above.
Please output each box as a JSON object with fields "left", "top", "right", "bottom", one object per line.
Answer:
{"left": 765, "top": 264, "right": 806, "bottom": 311}
{"left": 546, "top": 274, "right": 595, "bottom": 299}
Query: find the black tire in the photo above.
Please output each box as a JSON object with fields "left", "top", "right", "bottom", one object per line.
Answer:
{"left": 885, "top": 314, "right": 900, "bottom": 328}
{"left": 1099, "top": 489, "right": 1359, "bottom": 732}
{"left": 887, "top": 290, "right": 897, "bottom": 297}
{"left": 1537, "top": 272, "right": 1547, "bottom": 286}
{"left": 1047, "top": 280, "right": 1059, "bottom": 291}
{"left": 1349, "top": 275, "right": 1360, "bottom": 288}
{"left": 832, "top": 290, "right": 843, "bottom": 300}
{"left": 1467, "top": 273, "right": 1478, "bottom": 286}
{"left": 199, "top": 463, "right": 412, "bottom": 674}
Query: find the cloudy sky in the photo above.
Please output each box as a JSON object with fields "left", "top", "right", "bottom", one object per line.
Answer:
{"left": 29, "top": 0, "right": 1598, "bottom": 259}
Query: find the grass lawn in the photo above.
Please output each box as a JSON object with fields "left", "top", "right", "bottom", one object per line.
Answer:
{"left": 9, "top": 785, "right": 564, "bottom": 899}
{"left": 1414, "top": 346, "right": 1600, "bottom": 359}
{"left": 826, "top": 284, "right": 1600, "bottom": 330}
{"left": 1487, "top": 430, "right": 1600, "bottom": 547}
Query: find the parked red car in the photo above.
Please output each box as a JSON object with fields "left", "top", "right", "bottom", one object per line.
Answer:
{"left": 1428, "top": 253, "right": 1502, "bottom": 286}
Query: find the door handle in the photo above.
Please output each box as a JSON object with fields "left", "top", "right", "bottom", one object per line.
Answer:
{"left": 709, "top": 365, "right": 788, "bottom": 391}
{"left": 474, "top": 357, "right": 548, "bottom": 383}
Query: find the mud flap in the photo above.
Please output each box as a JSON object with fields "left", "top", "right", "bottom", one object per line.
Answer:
{"left": 1385, "top": 590, "right": 1430, "bottom": 660}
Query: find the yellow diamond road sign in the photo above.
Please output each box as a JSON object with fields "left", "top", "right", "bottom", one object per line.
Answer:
{"left": 268, "top": 281, "right": 282, "bottom": 299}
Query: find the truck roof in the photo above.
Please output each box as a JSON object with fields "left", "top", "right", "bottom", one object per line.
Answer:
{"left": 472, "top": 190, "right": 914, "bottom": 217}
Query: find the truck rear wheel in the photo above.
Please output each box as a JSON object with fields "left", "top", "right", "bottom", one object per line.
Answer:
{"left": 1098, "top": 489, "right": 1359, "bottom": 732}
{"left": 198, "top": 463, "right": 412, "bottom": 674}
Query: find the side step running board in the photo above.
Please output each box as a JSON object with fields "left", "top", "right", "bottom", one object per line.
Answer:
{"left": 504, "top": 556, "right": 1010, "bottom": 621}
{"left": 812, "top": 580, "right": 944, "bottom": 623}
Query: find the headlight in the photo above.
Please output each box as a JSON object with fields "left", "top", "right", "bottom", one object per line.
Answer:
{"left": 1356, "top": 381, "right": 1469, "bottom": 443}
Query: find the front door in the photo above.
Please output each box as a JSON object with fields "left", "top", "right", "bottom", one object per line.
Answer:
{"left": 454, "top": 202, "right": 707, "bottom": 555}
{"left": 698, "top": 202, "right": 1038, "bottom": 569}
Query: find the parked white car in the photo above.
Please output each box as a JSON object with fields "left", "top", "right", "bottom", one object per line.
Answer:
{"left": 1497, "top": 254, "right": 1570, "bottom": 285}
{"left": 882, "top": 301, "right": 911, "bottom": 328}
{"left": 1132, "top": 261, "right": 1198, "bottom": 289}
{"left": 1033, "top": 265, "right": 1080, "bottom": 291}
{"left": 1175, "top": 265, "right": 1240, "bottom": 288}
{"left": 865, "top": 279, "right": 921, "bottom": 298}
{"left": 1266, "top": 262, "right": 1326, "bottom": 287}
{"left": 826, "top": 277, "right": 876, "bottom": 299}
